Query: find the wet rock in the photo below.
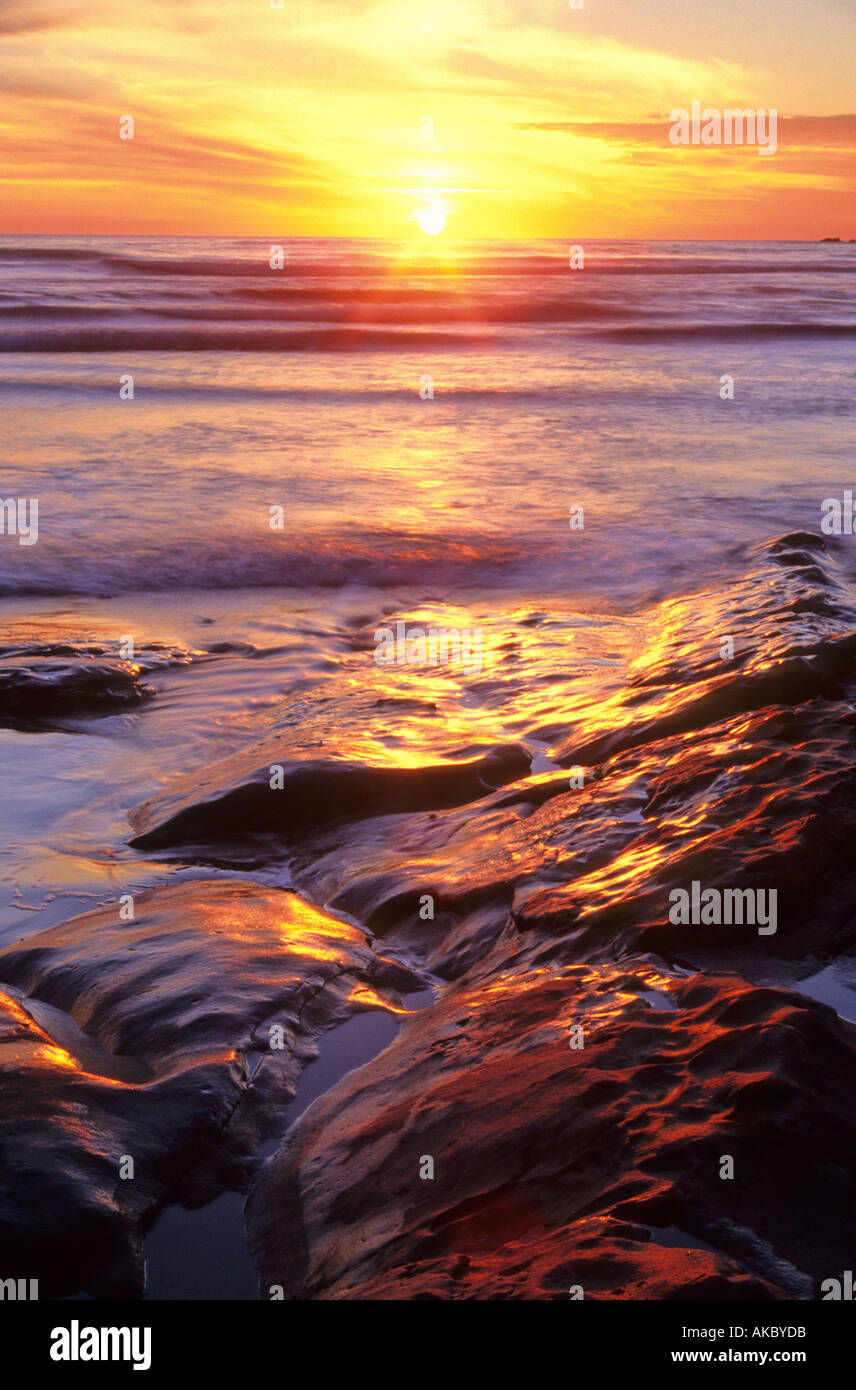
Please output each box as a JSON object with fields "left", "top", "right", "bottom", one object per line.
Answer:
{"left": 0, "top": 622, "right": 201, "bottom": 727}
{"left": 247, "top": 943, "right": 855, "bottom": 1299}
{"left": 0, "top": 656, "right": 154, "bottom": 723}
{"left": 0, "top": 880, "right": 421, "bottom": 1297}
{"left": 129, "top": 743, "right": 531, "bottom": 852}
{"left": 271, "top": 540, "right": 856, "bottom": 970}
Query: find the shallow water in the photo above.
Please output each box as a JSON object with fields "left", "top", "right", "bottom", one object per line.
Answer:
{"left": 141, "top": 988, "right": 435, "bottom": 1300}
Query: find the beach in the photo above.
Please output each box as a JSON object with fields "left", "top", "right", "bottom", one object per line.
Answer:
{"left": 1, "top": 235, "right": 856, "bottom": 1299}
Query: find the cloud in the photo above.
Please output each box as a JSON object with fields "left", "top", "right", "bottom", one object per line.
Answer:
{"left": 515, "top": 115, "right": 856, "bottom": 149}
{"left": 0, "top": 0, "right": 86, "bottom": 33}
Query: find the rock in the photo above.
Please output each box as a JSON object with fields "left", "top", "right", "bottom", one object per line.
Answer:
{"left": 129, "top": 743, "right": 531, "bottom": 852}
{"left": 273, "top": 535, "right": 856, "bottom": 970}
{"left": 0, "top": 657, "right": 154, "bottom": 722}
{"left": 0, "top": 622, "right": 200, "bottom": 727}
{"left": 0, "top": 879, "right": 422, "bottom": 1296}
{"left": 247, "top": 940, "right": 856, "bottom": 1299}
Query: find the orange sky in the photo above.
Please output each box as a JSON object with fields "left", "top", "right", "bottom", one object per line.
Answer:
{"left": 1, "top": 0, "right": 855, "bottom": 238}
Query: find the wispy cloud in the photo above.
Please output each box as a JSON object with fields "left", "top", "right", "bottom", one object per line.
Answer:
{"left": 516, "top": 115, "right": 856, "bottom": 147}
{"left": 0, "top": 0, "right": 85, "bottom": 33}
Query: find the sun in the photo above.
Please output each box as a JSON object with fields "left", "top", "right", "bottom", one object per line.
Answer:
{"left": 415, "top": 204, "right": 447, "bottom": 235}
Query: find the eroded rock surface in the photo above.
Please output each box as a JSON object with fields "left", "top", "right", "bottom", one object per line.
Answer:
{"left": 0, "top": 879, "right": 421, "bottom": 1297}
{"left": 248, "top": 938, "right": 856, "bottom": 1299}
{"left": 0, "top": 621, "right": 200, "bottom": 726}
{"left": 129, "top": 743, "right": 531, "bottom": 852}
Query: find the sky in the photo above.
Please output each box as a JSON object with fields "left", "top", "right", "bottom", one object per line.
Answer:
{"left": 1, "top": 0, "right": 855, "bottom": 238}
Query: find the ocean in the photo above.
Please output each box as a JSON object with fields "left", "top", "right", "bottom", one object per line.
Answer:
{"left": 0, "top": 237, "right": 854, "bottom": 602}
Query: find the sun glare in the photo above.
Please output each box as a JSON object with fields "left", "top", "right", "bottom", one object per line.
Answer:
{"left": 416, "top": 206, "right": 446, "bottom": 235}
{"left": 416, "top": 204, "right": 447, "bottom": 235}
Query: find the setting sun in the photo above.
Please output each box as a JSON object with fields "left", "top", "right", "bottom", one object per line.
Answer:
{"left": 415, "top": 205, "right": 447, "bottom": 235}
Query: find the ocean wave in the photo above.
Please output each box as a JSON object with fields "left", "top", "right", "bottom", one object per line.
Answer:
{"left": 3, "top": 247, "right": 854, "bottom": 275}
{"left": 0, "top": 325, "right": 497, "bottom": 352}
{"left": 2, "top": 319, "right": 853, "bottom": 352}
{"left": 602, "top": 322, "right": 856, "bottom": 342}
{"left": 2, "top": 239, "right": 853, "bottom": 350}
{"left": 0, "top": 529, "right": 525, "bottom": 597}
{"left": 4, "top": 243, "right": 856, "bottom": 282}
{"left": 0, "top": 246, "right": 106, "bottom": 262}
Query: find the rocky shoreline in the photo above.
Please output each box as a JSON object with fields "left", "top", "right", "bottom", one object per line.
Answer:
{"left": 2, "top": 532, "right": 856, "bottom": 1299}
